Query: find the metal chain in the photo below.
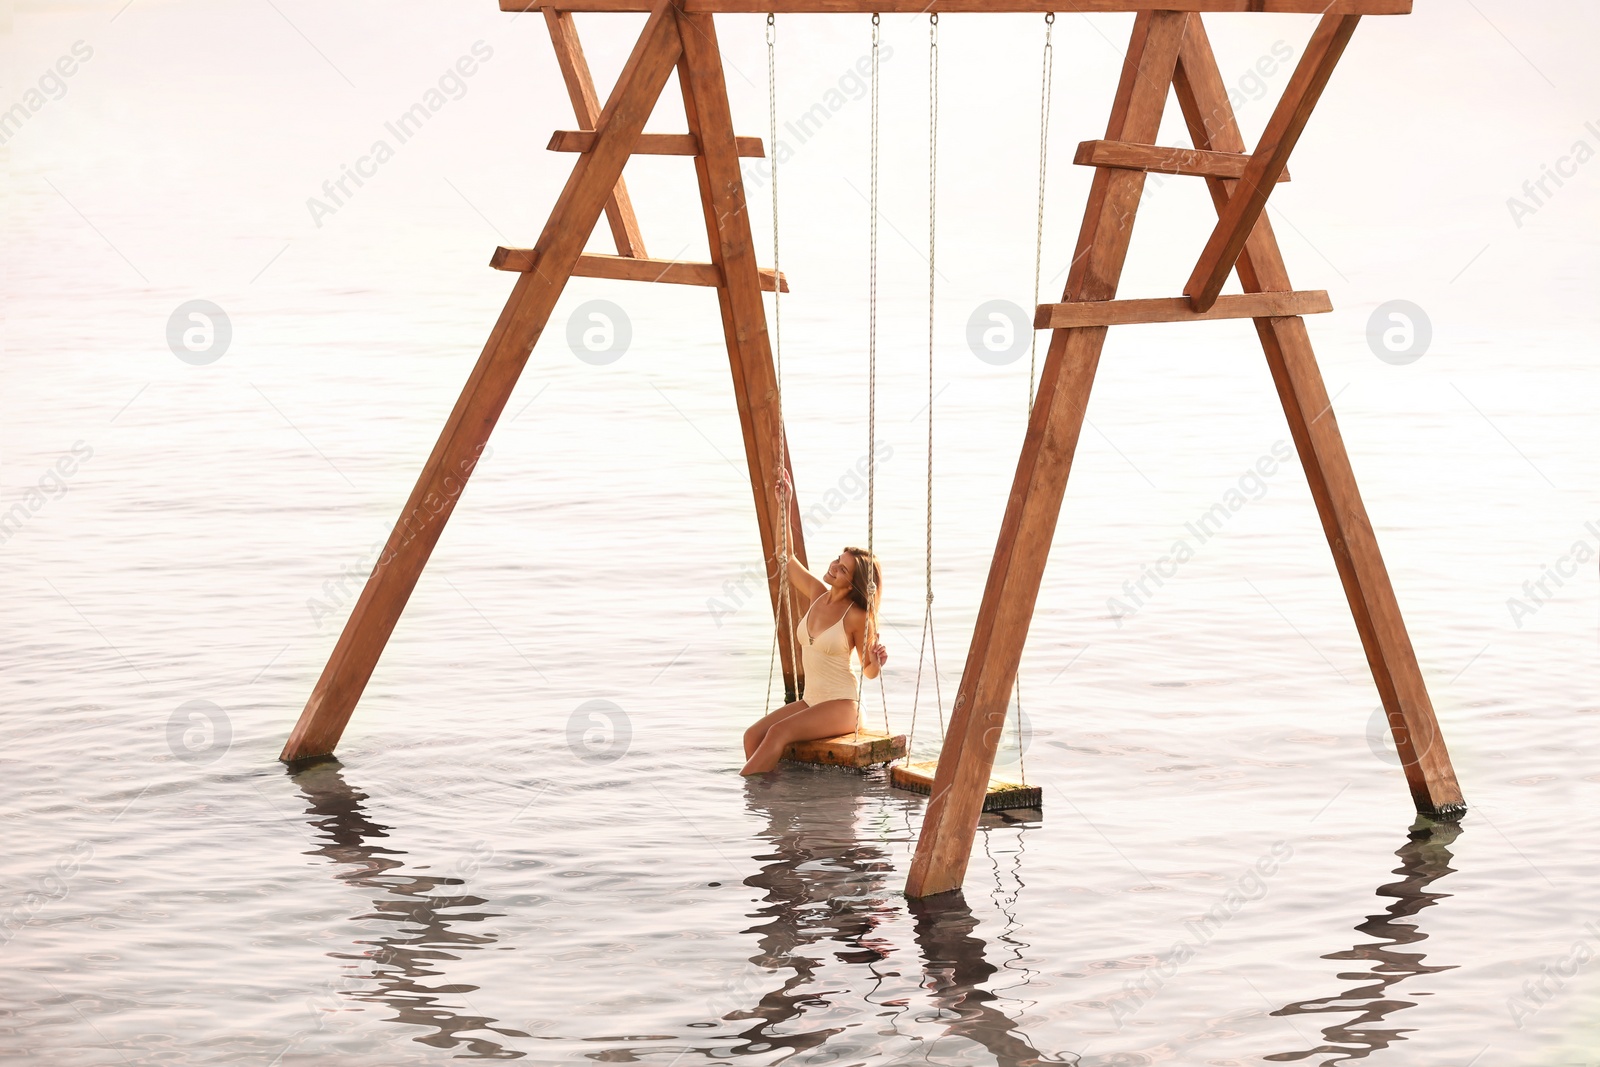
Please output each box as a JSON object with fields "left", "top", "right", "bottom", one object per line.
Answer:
{"left": 1028, "top": 12, "right": 1055, "bottom": 416}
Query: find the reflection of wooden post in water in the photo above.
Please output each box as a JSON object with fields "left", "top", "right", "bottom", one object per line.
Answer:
{"left": 676, "top": 778, "right": 1052, "bottom": 1065}
{"left": 704, "top": 777, "right": 897, "bottom": 1058}
{"left": 291, "top": 761, "right": 527, "bottom": 1058}
{"left": 1264, "top": 817, "right": 1461, "bottom": 1063}
{"left": 908, "top": 894, "right": 1056, "bottom": 1066}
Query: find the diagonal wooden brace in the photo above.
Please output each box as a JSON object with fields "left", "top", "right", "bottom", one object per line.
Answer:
{"left": 281, "top": 0, "right": 684, "bottom": 763}
{"left": 1174, "top": 15, "right": 1463, "bottom": 816}
{"left": 1184, "top": 13, "right": 1361, "bottom": 312}
{"left": 545, "top": 9, "right": 649, "bottom": 258}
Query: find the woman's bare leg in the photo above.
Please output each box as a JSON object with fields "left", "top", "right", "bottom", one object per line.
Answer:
{"left": 744, "top": 699, "right": 808, "bottom": 759}
{"left": 740, "top": 699, "right": 859, "bottom": 776}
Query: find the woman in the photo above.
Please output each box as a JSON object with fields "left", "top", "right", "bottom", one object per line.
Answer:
{"left": 741, "top": 469, "right": 888, "bottom": 776}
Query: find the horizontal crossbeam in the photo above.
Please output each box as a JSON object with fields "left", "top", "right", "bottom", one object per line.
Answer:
{"left": 491, "top": 248, "right": 789, "bottom": 292}
{"left": 1034, "top": 289, "right": 1330, "bottom": 329}
{"left": 548, "top": 129, "right": 765, "bottom": 157}
{"left": 506, "top": 0, "right": 1408, "bottom": 13}
{"left": 1075, "top": 139, "right": 1288, "bottom": 182}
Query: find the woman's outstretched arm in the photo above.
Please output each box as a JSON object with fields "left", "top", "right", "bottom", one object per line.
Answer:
{"left": 784, "top": 553, "right": 827, "bottom": 602}
{"left": 774, "top": 467, "right": 826, "bottom": 601}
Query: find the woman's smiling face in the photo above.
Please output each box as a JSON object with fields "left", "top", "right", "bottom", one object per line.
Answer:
{"left": 822, "top": 550, "right": 854, "bottom": 589}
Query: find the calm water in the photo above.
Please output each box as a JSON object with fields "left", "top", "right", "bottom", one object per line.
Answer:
{"left": 5, "top": 1, "right": 1600, "bottom": 1063}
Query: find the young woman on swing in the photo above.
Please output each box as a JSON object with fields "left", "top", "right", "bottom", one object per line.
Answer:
{"left": 740, "top": 468, "right": 889, "bottom": 776}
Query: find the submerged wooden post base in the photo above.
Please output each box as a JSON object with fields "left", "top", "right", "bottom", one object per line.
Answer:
{"left": 891, "top": 761, "right": 1041, "bottom": 814}
{"left": 784, "top": 731, "right": 907, "bottom": 769}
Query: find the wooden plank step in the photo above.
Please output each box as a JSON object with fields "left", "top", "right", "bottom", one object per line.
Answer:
{"left": 548, "top": 129, "right": 765, "bottom": 157}
{"left": 890, "top": 760, "right": 1042, "bottom": 813}
{"left": 490, "top": 249, "right": 789, "bottom": 293}
{"left": 784, "top": 730, "right": 907, "bottom": 769}
{"left": 1075, "top": 139, "right": 1288, "bottom": 182}
{"left": 1034, "top": 289, "right": 1330, "bottom": 329}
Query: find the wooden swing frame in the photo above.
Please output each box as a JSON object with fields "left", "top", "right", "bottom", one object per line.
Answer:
{"left": 281, "top": 0, "right": 1465, "bottom": 900}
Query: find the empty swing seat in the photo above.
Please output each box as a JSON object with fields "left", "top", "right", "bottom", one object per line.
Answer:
{"left": 783, "top": 730, "right": 907, "bottom": 769}
{"left": 890, "top": 760, "right": 1043, "bottom": 813}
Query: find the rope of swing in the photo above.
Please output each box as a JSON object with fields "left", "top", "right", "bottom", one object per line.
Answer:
{"left": 1014, "top": 12, "right": 1055, "bottom": 788}
{"left": 906, "top": 12, "right": 944, "bottom": 768}
{"left": 764, "top": 12, "right": 802, "bottom": 716}
{"left": 855, "top": 12, "right": 889, "bottom": 741}
{"left": 1028, "top": 12, "right": 1054, "bottom": 416}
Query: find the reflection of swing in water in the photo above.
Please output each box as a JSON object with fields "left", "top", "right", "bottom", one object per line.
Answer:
{"left": 292, "top": 761, "right": 528, "bottom": 1060}
{"left": 687, "top": 773, "right": 1063, "bottom": 1066}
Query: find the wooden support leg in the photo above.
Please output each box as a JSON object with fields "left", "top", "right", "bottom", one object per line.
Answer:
{"left": 280, "top": 0, "right": 684, "bottom": 763}
{"left": 545, "top": 9, "right": 649, "bottom": 258}
{"left": 676, "top": 9, "right": 808, "bottom": 702}
{"left": 1174, "top": 17, "right": 1464, "bottom": 816}
{"left": 904, "top": 12, "right": 1191, "bottom": 899}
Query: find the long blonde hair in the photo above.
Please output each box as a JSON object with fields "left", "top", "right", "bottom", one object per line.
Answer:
{"left": 840, "top": 546, "right": 883, "bottom": 638}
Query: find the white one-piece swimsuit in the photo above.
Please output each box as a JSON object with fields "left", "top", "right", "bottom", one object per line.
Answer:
{"left": 796, "top": 595, "right": 861, "bottom": 705}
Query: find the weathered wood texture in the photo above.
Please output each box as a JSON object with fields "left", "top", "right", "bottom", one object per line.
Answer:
{"left": 1036, "top": 290, "right": 1329, "bottom": 329}
{"left": 548, "top": 129, "right": 765, "bottom": 156}
{"left": 785, "top": 731, "right": 907, "bottom": 768}
{"left": 490, "top": 248, "right": 788, "bottom": 292}
{"left": 1075, "top": 139, "right": 1288, "bottom": 182}
{"left": 891, "top": 761, "right": 1041, "bottom": 813}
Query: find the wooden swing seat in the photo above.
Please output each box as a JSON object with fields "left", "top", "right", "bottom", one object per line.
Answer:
{"left": 891, "top": 760, "right": 1042, "bottom": 813}
{"left": 783, "top": 730, "right": 907, "bottom": 769}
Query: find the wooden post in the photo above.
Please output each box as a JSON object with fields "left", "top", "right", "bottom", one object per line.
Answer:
{"left": 1173, "top": 17, "right": 1463, "bottom": 815}
{"left": 677, "top": 8, "right": 809, "bottom": 702}
{"left": 281, "top": 0, "right": 684, "bottom": 763}
{"left": 544, "top": 9, "right": 649, "bottom": 258}
{"left": 905, "top": 11, "right": 1192, "bottom": 898}
{"left": 905, "top": 10, "right": 1460, "bottom": 896}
